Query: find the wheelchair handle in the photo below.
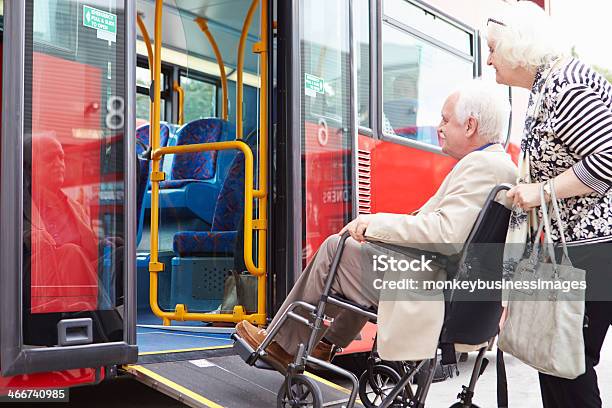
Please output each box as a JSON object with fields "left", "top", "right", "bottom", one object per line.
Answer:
{"left": 321, "top": 231, "right": 352, "bottom": 299}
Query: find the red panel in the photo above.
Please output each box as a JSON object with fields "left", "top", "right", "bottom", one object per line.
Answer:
{"left": 0, "top": 368, "right": 101, "bottom": 395}
{"left": 303, "top": 122, "right": 351, "bottom": 263}
{"left": 359, "top": 135, "right": 456, "bottom": 214}
{"left": 30, "top": 53, "right": 103, "bottom": 313}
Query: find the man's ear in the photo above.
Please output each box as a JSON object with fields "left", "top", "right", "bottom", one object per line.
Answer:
{"left": 466, "top": 116, "right": 478, "bottom": 138}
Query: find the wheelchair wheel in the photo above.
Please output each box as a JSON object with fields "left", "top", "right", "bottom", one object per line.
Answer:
{"left": 277, "top": 374, "right": 323, "bottom": 408}
{"left": 358, "top": 364, "right": 408, "bottom": 408}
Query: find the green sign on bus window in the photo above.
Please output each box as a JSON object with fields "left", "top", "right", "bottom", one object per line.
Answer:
{"left": 305, "top": 73, "right": 325, "bottom": 97}
{"left": 83, "top": 5, "right": 117, "bottom": 42}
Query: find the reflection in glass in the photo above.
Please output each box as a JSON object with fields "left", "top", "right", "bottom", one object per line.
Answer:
{"left": 356, "top": 0, "right": 370, "bottom": 129}
{"left": 23, "top": 0, "right": 125, "bottom": 345}
{"left": 382, "top": 24, "right": 473, "bottom": 145}
{"left": 384, "top": 0, "right": 472, "bottom": 56}
{"left": 300, "top": 0, "right": 352, "bottom": 264}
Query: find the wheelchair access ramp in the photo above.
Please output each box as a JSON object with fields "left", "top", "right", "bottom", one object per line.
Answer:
{"left": 124, "top": 347, "right": 364, "bottom": 408}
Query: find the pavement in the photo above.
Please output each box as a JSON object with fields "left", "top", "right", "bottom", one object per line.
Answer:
{"left": 425, "top": 338, "right": 612, "bottom": 407}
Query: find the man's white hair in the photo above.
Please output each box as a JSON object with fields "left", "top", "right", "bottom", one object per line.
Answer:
{"left": 486, "top": 1, "right": 565, "bottom": 70}
{"left": 454, "top": 79, "right": 510, "bottom": 144}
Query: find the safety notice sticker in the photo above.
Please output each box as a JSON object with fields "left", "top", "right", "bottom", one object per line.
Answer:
{"left": 83, "top": 5, "right": 117, "bottom": 43}
{"left": 305, "top": 73, "right": 324, "bottom": 97}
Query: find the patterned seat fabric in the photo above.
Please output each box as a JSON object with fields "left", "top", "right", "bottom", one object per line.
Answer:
{"left": 173, "top": 136, "right": 256, "bottom": 256}
{"left": 156, "top": 179, "right": 202, "bottom": 189}
{"left": 135, "top": 123, "right": 171, "bottom": 153}
{"left": 135, "top": 122, "right": 171, "bottom": 191}
{"left": 173, "top": 231, "right": 237, "bottom": 256}
{"left": 136, "top": 138, "right": 149, "bottom": 240}
{"left": 136, "top": 123, "right": 171, "bottom": 242}
{"left": 160, "top": 119, "right": 230, "bottom": 189}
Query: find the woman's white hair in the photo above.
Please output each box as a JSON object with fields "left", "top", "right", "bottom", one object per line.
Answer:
{"left": 454, "top": 79, "right": 511, "bottom": 144}
{"left": 486, "top": 1, "right": 566, "bottom": 70}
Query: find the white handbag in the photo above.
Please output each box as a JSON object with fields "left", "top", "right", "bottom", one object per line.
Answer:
{"left": 498, "top": 183, "right": 586, "bottom": 379}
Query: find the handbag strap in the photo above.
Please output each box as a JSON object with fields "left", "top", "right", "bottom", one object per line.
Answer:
{"left": 539, "top": 184, "right": 559, "bottom": 267}
{"left": 536, "top": 181, "right": 576, "bottom": 274}
{"left": 497, "top": 348, "right": 508, "bottom": 408}
{"left": 548, "top": 179, "right": 572, "bottom": 264}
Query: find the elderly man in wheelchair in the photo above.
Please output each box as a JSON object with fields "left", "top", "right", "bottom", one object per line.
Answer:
{"left": 234, "top": 80, "right": 518, "bottom": 407}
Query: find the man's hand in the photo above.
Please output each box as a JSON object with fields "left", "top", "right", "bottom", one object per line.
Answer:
{"left": 340, "top": 214, "right": 374, "bottom": 243}
{"left": 507, "top": 182, "right": 545, "bottom": 210}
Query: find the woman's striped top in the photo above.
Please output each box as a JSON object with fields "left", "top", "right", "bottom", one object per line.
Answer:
{"left": 525, "top": 57, "right": 612, "bottom": 245}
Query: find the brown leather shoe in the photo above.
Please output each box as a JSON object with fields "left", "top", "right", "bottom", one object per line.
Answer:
{"left": 311, "top": 341, "right": 335, "bottom": 363}
{"left": 235, "top": 321, "right": 293, "bottom": 373}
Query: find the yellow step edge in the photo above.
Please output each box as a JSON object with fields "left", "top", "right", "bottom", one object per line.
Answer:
{"left": 126, "top": 364, "right": 225, "bottom": 408}
{"left": 138, "top": 344, "right": 232, "bottom": 356}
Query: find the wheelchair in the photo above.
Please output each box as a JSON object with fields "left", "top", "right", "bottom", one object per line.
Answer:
{"left": 234, "top": 184, "right": 512, "bottom": 408}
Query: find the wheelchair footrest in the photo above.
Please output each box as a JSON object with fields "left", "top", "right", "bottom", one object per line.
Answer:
{"left": 232, "top": 333, "right": 275, "bottom": 370}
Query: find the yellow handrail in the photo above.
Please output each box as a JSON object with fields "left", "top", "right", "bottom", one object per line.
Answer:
{"left": 148, "top": 0, "right": 165, "bottom": 323}
{"left": 194, "top": 17, "right": 228, "bottom": 121}
{"left": 236, "top": 0, "right": 259, "bottom": 140}
{"left": 148, "top": 141, "right": 265, "bottom": 325}
{"left": 254, "top": 0, "right": 269, "bottom": 321}
{"left": 146, "top": 0, "right": 269, "bottom": 326}
{"left": 173, "top": 81, "right": 184, "bottom": 125}
{"left": 136, "top": 13, "right": 155, "bottom": 144}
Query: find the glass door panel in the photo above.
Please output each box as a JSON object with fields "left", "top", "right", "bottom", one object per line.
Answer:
{"left": 299, "top": 0, "right": 353, "bottom": 265}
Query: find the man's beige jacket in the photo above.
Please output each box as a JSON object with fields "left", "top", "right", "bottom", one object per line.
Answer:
{"left": 364, "top": 143, "right": 518, "bottom": 361}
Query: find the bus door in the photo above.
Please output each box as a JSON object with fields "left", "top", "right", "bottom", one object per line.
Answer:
{"left": 137, "top": 0, "right": 266, "bottom": 329}
{"left": 299, "top": 0, "right": 354, "bottom": 266}
{"left": 271, "top": 0, "right": 354, "bottom": 311}
{"left": 1, "top": 0, "right": 137, "bottom": 377}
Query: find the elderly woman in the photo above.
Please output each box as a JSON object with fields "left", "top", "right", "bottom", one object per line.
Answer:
{"left": 487, "top": 2, "right": 612, "bottom": 407}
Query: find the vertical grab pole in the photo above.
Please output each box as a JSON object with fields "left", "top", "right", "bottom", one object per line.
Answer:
{"left": 136, "top": 14, "right": 155, "bottom": 143}
{"left": 250, "top": 0, "right": 269, "bottom": 322}
{"left": 236, "top": 0, "right": 259, "bottom": 139}
{"left": 148, "top": 0, "right": 170, "bottom": 325}
{"left": 194, "top": 17, "right": 228, "bottom": 121}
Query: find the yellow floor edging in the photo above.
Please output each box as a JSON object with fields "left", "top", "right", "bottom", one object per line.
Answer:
{"left": 304, "top": 371, "right": 363, "bottom": 405}
{"left": 138, "top": 344, "right": 232, "bottom": 356}
{"left": 126, "top": 364, "right": 225, "bottom": 408}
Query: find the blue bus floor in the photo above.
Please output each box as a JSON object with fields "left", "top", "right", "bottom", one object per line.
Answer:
{"left": 137, "top": 309, "right": 234, "bottom": 354}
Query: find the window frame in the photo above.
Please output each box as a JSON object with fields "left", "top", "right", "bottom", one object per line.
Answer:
{"left": 375, "top": 0, "right": 479, "bottom": 154}
{"left": 1, "top": 0, "right": 138, "bottom": 377}
{"left": 136, "top": 55, "right": 173, "bottom": 123}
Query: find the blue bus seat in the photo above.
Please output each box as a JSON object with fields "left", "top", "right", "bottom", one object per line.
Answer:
{"left": 136, "top": 122, "right": 172, "bottom": 155}
{"left": 172, "top": 134, "right": 256, "bottom": 257}
{"left": 160, "top": 118, "right": 235, "bottom": 188}
{"left": 150, "top": 118, "right": 236, "bottom": 225}
{"left": 136, "top": 139, "right": 150, "bottom": 245}
{"left": 136, "top": 122, "right": 173, "bottom": 244}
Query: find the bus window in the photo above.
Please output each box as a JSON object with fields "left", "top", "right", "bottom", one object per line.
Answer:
{"left": 179, "top": 73, "right": 216, "bottom": 122}
{"left": 300, "top": 0, "right": 352, "bottom": 263}
{"left": 384, "top": 0, "right": 473, "bottom": 57}
{"left": 381, "top": 23, "right": 473, "bottom": 144}
{"left": 23, "top": 0, "right": 126, "bottom": 346}
{"left": 355, "top": 0, "right": 370, "bottom": 130}
{"left": 136, "top": 64, "right": 167, "bottom": 126}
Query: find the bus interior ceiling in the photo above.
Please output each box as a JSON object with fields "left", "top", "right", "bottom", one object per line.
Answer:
{"left": 134, "top": 0, "right": 262, "bottom": 356}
